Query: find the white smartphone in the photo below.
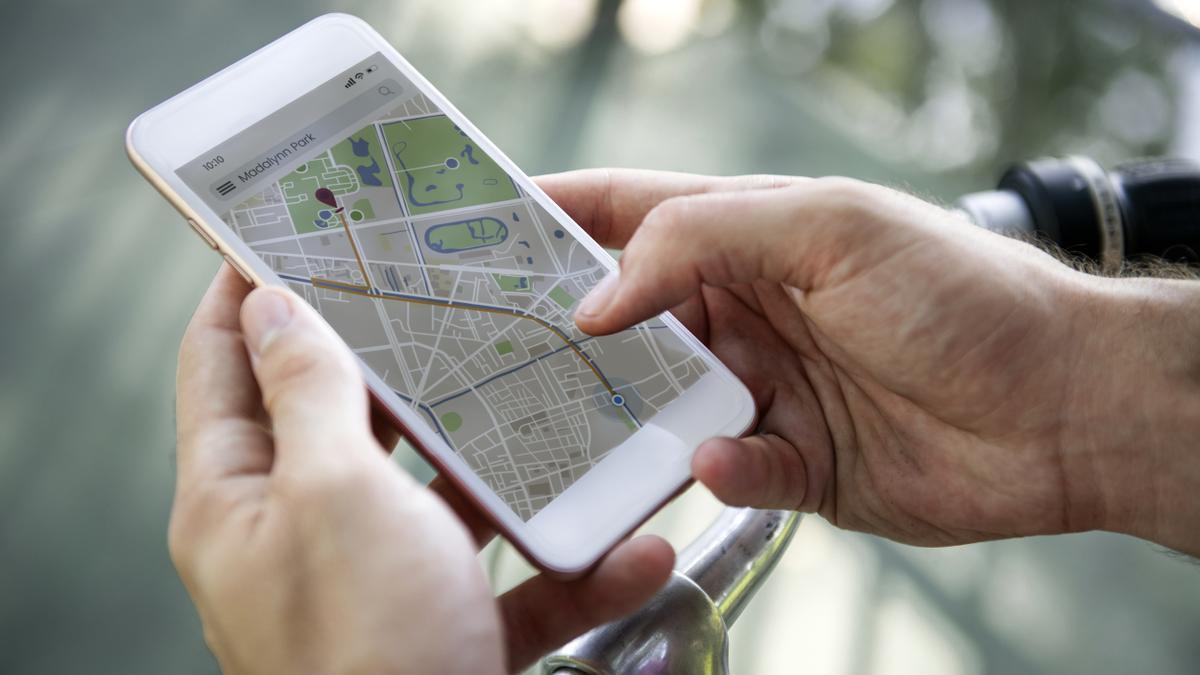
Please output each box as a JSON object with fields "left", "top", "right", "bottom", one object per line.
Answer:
{"left": 128, "top": 13, "right": 755, "bottom": 574}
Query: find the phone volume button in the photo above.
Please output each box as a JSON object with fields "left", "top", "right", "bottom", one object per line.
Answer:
{"left": 185, "top": 218, "right": 219, "bottom": 250}
{"left": 221, "top": 254, "right": 255, "bottom": 286}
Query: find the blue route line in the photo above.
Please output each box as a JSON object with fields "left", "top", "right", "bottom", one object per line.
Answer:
{"left": 622, "top": 402, "right": 642, "bottom": 426}
{"left": 392, "top": 389, "right": 453, "bottom": 446}
{"left": 281, "top": 271, "right": 620, "bottom": 390}
{"left": 429, "top": 336, "right": 643, "bottom": 428}
{"left": 429, "top": 337, "right": 596, "bottom": 407}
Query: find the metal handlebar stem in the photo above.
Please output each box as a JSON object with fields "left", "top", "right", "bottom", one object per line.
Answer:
{"left": 543, "top": 507, "right": 801, "bottom": 675}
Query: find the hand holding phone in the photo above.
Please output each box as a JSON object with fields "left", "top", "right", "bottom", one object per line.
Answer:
{"left": 129, "top": 14, "right": 755, "bottom": 572}
{"left": 543, "top": 166, "right": 1200, "bottom": 561}
{"left": 170, "top": 265, "right": 674, "bottom": 674}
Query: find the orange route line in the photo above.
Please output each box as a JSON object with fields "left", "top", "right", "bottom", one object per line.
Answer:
{"left": 308, "top": 209, "right": 616, "bottom": 397}
{"left": 311, "top": 277, "right": 616, "bottom": 396}
{"left": 323, "top": 208, "right": 371, "bottom": 290}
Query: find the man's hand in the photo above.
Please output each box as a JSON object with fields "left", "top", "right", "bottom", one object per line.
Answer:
{"left": 171, "top": 266, "right": 674, "bottom": 674}
{"left": 541, "top": 169, "right": 1200, "bottom": 555}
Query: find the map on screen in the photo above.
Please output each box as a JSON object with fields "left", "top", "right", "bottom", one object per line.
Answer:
{"left": 210, "top": 69, "right": 709, "bottom": 520}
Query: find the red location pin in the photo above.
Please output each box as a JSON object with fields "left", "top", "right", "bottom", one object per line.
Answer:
{"left": 315, "top": 187, "right": 338, "bottom": 209}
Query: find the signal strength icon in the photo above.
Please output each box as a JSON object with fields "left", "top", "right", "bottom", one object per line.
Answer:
{"left": 344, "top": 76, "right": 357, "bottom": 88}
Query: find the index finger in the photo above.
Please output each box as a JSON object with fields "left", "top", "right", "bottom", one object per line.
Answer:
{"left": 535, "top": 169, "right": 801, "bottom": 248}
{"left": 176, "top": 264, "right": 269, "bottom": 484}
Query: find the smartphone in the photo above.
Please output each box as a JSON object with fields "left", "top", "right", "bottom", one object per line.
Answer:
{"left": 128, "top": 13, "right": 755, "bottom": 574}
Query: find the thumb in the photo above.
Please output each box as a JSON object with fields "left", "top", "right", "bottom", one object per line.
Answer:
{"left": 573, "top": 178, "right": 885, "bottom": 336}
{"left": 692, "top": 435, "right": 816, "bottom": 512}
{"left": 240, "top": 286, "right": 377, "bottom": 470}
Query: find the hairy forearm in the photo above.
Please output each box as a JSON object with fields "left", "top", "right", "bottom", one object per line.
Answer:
{"left": 1077, "top": 274, "right": 1200, "bottom": 556}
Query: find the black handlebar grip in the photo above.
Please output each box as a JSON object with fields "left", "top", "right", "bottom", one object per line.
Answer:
{"left": 1113, "top": 158, "right": 1200, "bottom": 264}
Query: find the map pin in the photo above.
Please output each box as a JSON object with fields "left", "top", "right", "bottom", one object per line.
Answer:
{"left": 315, "top": 187, "right": 339, "bottom": 209}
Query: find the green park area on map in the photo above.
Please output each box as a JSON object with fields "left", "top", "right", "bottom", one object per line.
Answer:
{"left": 280, "top": 156, "right": 354, "bottom": 234}
{"left": 331, "top": 123, "right": 392, "bottom": 191}
{"left": 381, "top": 115, "right": 519, "bottom": 215}
{"left": 282, "top": 124, "right": 393, "bottom": 234}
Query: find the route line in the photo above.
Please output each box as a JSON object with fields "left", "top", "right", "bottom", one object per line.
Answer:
{"left": 427, "top": 327, "right": 671, "bottom": 413}
{"left": 311, "top": 277, "right": 617, "bottom": 397}
{"left": 315, "top": 209, "right": 371, "bottom": 291}
{"left": 391, "top": 389, "right": 452, "bottom": 446}
{"left": 429, "top": 336, "right": 595, "bottom": 407}
{"left": 301, "top": 272, "right": 619, "bottom": 398}
{"left": 303, "top": 191, "right": 621, "bottom": 407}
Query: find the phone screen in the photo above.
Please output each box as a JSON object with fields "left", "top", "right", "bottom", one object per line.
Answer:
{"left": 176, "top": 54, "right": 711, "bottom": 520}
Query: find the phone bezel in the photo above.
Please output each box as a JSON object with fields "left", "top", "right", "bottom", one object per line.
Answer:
{"left": 127, "top": 13, "right": 756, "bottom": 575}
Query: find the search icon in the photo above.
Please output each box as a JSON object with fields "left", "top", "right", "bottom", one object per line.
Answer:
{"left": 378, "top": 85, "right": 394, "bottom": 96}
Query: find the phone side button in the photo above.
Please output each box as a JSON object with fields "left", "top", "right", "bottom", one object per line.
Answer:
{"left": 185, "top": 218, "right": 219, "bottom": 250}
{"left": 222, "top": 254, "right": 255, "bottom": 286}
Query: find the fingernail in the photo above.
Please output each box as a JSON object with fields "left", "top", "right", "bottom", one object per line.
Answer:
{"left": 576, "top": 270, "right": 620, "bottom": 319}
{"left": 243, "top": 289, "right": 293, "bottom": 355}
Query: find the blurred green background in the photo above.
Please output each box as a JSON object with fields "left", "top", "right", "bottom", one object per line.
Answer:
{"left": 2, "top": 0, "right": 1200, "bottom": 673}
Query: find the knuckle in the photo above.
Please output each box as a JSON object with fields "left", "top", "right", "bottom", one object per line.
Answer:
{"left": 177, "top": 328, "right": 198, "bottom": 364}
{"left": 200, "top": 623, "right": 226, "bottom": 661}
{"left": 179, "top": 311, "right": 209, "bottom": 353}
{"left": 598, "top": 167, "right": 617, "bottom": 244}
{"left": 765, "top": 443, "right": 791, "bottom": 506}
{"left": 807, "top": 176, "right": 875, "bottom": 220}
{"left": 811, "top": 175, "right": 868, "bottom": 198}
{"left": 176, "top": 328, "right": 208, "bottom": 381}
{"left": 167, "top": 461, "right": 254, "bottom": 579}
{"left": 626, "top": 198, "right": 693, "bottom": 267}
{"left": 732, "top": 173, "right": 794, "bottom": 190}
{"left": 642, "top": 197, "right": 692, "bottom": 236}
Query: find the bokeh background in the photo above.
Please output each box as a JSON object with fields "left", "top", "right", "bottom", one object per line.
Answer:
{"left": 3, "top": 0, "right": 1200, "bottom": 673}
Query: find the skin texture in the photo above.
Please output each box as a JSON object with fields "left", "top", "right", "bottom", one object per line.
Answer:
{"left": 543, "top": 169, "right": 1200, "bottom": 555}
{"left": 171, "top": 170, "right": 1200, "bottom": 673}
{"left": 172, "top": 268, "right": 674, "bottom": 675}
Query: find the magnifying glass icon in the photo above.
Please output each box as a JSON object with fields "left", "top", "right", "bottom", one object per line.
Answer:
{"left": 378, "top": 85, "right": 394, "bottom": 96}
